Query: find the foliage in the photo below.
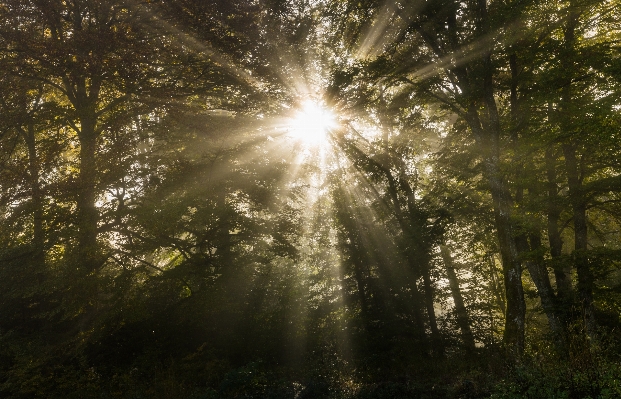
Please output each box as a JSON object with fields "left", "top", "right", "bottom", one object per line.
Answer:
{"left": 1, "top": 0, "right": 621, "bottom": 397}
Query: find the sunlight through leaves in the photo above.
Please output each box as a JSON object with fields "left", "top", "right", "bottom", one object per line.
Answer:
{"left": 288, "top": 100, "right": 337, "bottom": 147}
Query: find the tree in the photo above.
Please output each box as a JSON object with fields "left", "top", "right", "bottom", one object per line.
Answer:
{"left": 325, "top": 0, "right": 621, "bottom": 356}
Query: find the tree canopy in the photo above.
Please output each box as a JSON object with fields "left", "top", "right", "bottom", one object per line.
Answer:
{"left": 1, "top": 0, "right": 621, "bottom": 398}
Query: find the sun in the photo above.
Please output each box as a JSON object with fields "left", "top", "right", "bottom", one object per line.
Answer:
{"left": 288, "top": 100, "right": 337, "bottom": 146}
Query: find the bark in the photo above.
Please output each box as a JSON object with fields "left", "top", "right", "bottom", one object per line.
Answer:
{"left": 563, "top": 143, "right": 596, "bottom": 336}
{"left": 545, "top": 146, "right": 572, "bottom": 301}
{"left": 24, "top": 122, "right": 44, "bottom": 261}
{"left": 508, "top": 48, "right": 564, "bottom": 349}
{"left": 421, "top": 266, "right": 444, "bottom": 356}
{"left": 75, "top": 113, "right": 101, "bottom": 272}
{"left": 461, "top": 0, "right": 526, "bottom": 355}
{"left": 53, "top": 1, "right": 106, "bottom": 273}
{"left": 402, "top": 179, "right": 444, "bottom": 356}
{"left": 409, "top": 274, "right": 432, "bottom": 353}
{"left": 466, "top": 104, "right": 525, "bottom": 355}
{"left": 375, "top": 150, "right": 441, "bottom": 355}
{"left": 560, "top": 6, "right": 597, "bottom": 339}
{"left": 336, "top": 139, "right": 432, "bottom": 351}
{"left": 508, "top": 82, "right": 568, "bottom": 353}
{"left": 489, "top": 171, "right": 526, "bottom": 356}
{"left": 440, "top": 245, "right": 476, "bottom": 352}
{"left": 522, "top": 231, "right": 568, "bottom": 355}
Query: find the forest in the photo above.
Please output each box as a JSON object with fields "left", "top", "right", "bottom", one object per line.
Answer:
{"left": 1, "top": 0, "right": 620, "bottom": 398}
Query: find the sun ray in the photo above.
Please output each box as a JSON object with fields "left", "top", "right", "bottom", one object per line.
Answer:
{"left": 356, "top": 0, "right": 424, "bottom": 59}
{"left": 131, "top": 0, "right": 260, "bottom": 86}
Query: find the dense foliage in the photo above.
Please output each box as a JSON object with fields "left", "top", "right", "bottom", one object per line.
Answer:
{"left": 1, "top": 0, "right": 620, "bottom": 397}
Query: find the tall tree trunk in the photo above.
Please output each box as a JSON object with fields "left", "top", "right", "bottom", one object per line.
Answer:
{"left": 509, "top": 94, "right": 568, "bottom": 352}
{"left": 545, "top": 146, "right": 572, "bottom": 301}
{"left": 409, "top": 274, "right": 432, "bottom": 354}
{"left": 508, "top": 48, "right": 565, "bottom": 352}
{"left": 563, "top": 144, "right": 596, "bottom": 336}
{"left": 489, "top": 169, "right": 526, "bottom": 356}
{"left": 466, "top": 104, "right": 526, "bottom": 355}
{"left": 440, "top": 245, "right": 475, "bottom": 352}
{"left": 402, "top": 184, "right": 443, "bottom": 356}
{"left": 76, "top": 114, "right": 100, "bottom": 273}
{"left": 70, "top": 111, "right": 104, "bottom": 335}
{"left": 337, "top": 142, "right": 432, "bottom": 353}
{"left": 455, "top": 0, "right": 527, "bottom": 356}
{"left": 524, "top": 230, "right": 568, "bottom": 355}
{"left": 421, "top": 265, "right": 444, "bottom": 356}
{"left": 560, "top": 6, "right": 597, "bottom": 339}
{"left": 62, "top": 58, "right": 104, "bottom": 273}
{"left": 24, "top": 122, "right": 44, "bottom": 265}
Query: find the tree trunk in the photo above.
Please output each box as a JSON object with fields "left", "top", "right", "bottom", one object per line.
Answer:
{"left": 491, "top": 181, "right": 526, "bottom": 356}
{"left": 421, "top": 266, "right": 444, "bottom": 356}
{"left": 459, "top": 0, "right": 526, "bottom": 355}
{"left": 509, "top": 48, "right": 567, "bottom": 354}
{"left": 563, "top": 143, "right": 596, "bottom": 337}
{"left": 523, "top": 231, "right": 568, "bottom": 355}
{"left": 401, "top": 240, "right": 438, "bottom": 355}
{"left": 466, "top": 103, "right": 526, "bottom": 356}
{"left": 560, "top": 5, "right": 597, "bottom": 339}
{"left": 402, "top": 184, "right": 443, "bottom": 356}
{"left": 440, "top": 245, "right": 475, "bottom": 352}
{"left": 545, "top": 146, "right": 572, "bottom": 301}
{"left": 24, "top": 122, "right": 44, "bottom": 263}
{"left": 76, "top": 114, "right": 101, "bottom": 273}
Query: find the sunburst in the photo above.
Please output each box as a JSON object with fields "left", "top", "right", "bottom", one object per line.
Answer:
{"left": 287, "top": 100, "right": 337, "bottom": 147}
